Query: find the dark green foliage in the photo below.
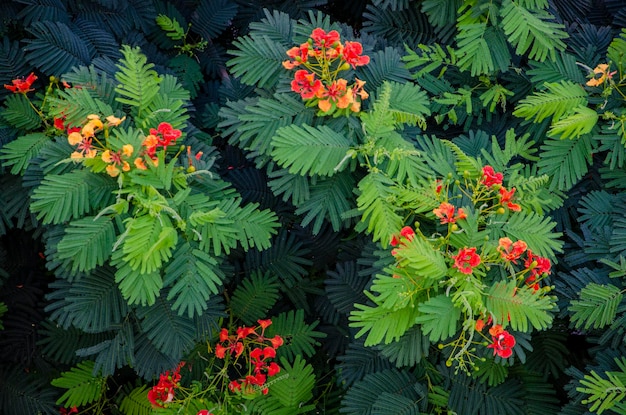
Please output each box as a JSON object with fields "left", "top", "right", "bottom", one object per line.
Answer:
{"left": 0, "top": 1, "right": 625, "bottom": 414}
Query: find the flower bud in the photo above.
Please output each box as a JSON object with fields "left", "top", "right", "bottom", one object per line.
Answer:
{"left": 438, "top": 343, "right": 444, "bottom": 349}
{"left": 445, "top": 360, "right": 452, "bottom": 367}
{"left": 496, "top": 207, "right": 505, "bottom": 214}
{"left": 187, "top": 166, "right": 196, "bottom": 173}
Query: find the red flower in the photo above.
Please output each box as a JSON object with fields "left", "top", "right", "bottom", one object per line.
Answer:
{"left": 59, "top": 407, "right": 78, "bottom": 415}
{"left": 283, "top": 43, "right": 310, "bottom": 69}
{"left": 524, "top": 250, "right": 551, "bottom": 279}
{"left": 236, "top": 326, "right": 255, "bottom": 339}
{"left": 452, "top": 247, "right": 481, "bottom": 274}
{"left": 147, "top": 363, "right": 185, "bottom": 408}
{"left": 291, "top": 70, "right": 323, "bottom": 99}
{"left": 400, "top": 226, "right": 415, "bottom": 241}
{"left": 149, "top": 122, "right": 181, "bottom": 148}
{"left": 197, "top": 410, "right": 213, "bottom": 415}
{"left": 310, "top": 28, "right": 340, "bottom": 47}
{"left": 342, "top": 41, "right": 370, "bottom": 68}
{"left": 267, "top": 361, "right": 281, "bottom": 376}
{"left": 257, "top": 319, "right": 272, "bottom": 329}
{"left": 5, "top": 72, "right": 37, "bottom": 94}
{"left": 481, "top": 166, "right": 503, "bottom": 187}
{"left": 475, "top": 319, "right": 485, "bottom": 331}
{"left": 499, "top": 187, "right": 521, "bottom": 211}
{"left": 269, "top": 335, "right": 284, "bottom": 349}
{"left": 229, "top": 380, "right": 241, "bottom": 392}
{"left": 487, "top": 325, "right": 516, "bottom": 358}
{"left": 219, "top": 328, "right": 229, "bottom": 342}
{"left": 433, "top": 202, "right": 467, "bottom": 224}
{"left": 497, "top": 237, "right": 527, "bottom": 263}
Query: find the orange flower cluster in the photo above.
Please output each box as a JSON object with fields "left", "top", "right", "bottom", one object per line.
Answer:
{"left": 215, "top": 319, "right": 284, "bottom": 396}
{"left": 66, "top": 116, "right": 183, "bottom": 178}
{"left": 283, "top": 28, "right": 370, "bottom": 115}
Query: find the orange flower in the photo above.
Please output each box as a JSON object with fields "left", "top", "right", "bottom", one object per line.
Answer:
{"left": 106, "top": 164, "right": 120, "bottom": 177}
{"left": 134, "top": 157, "right": 147, "bottom": 170}
{"left": 452, "top": 247, "right": 481, "bottom": 274}
{"left": 433, "top": 202, "right": 467, "bottom": 224}
{"left": 106, "top": 115, "right": 126, "bottom": 127}
{"left": 497, "top": 237, "right": 527, "bottom": 263}
{"left": 68, "top": 132, "right": 83, "bottom": 146}
{"left": 499, "top": 186, "right": 521, "bottom": 211}
{"left": 586, "top": 63, "right": 617, "bottom": 87}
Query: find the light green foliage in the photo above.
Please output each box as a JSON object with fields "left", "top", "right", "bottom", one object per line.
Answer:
{"left": 0, "top": 132, "right": 49, "bottom": 174}
{"left": 51, "top": 361, "right": 106, "bottom": 408}
{"left": 569, "top": 283, "right": 623, "bottom": 330}
{"left": 548, "top": 105, "right": 599, "bottom": 139}
{"left": 513, "top": 80, "right": 588, "bottom": 122}
{"left": 485, "top": 281, "right": 556, "bottom": 331}
{"left": 578, "top": 358, "right": 626, "bottom": 414}
{"left": 414, "top": 295, "right": 462, "bottom": 342}
{"left": 156, "top": 14, "right": 186, "bottom": 40}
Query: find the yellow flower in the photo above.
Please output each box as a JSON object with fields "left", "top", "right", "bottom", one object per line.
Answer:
{"left": 143, "top": 134, "right": 158, "bottom": 148}
{"left": 82, "top": 116, "right": 104, "bottom": 137}
{"left": 70, "top": 151, "right": 83, "bottom": 160}
{"left": 106, "top": 115, "right": 126, "bottom": 127}
{"left": 122, "top": 144, "right": 134, "bottom": 158}
{"left": 106, "top": 164, "right": 120, "bottom": 177}
{"left": 68, "top": 132, "right": 83, "bottom": 146}
{"left": 101, "top": 150, "right": 113, "bottom": 163}
{"left": 586, "top": 63, "right": 616, "bottom": 87}
{"left": 122, "top": 161, "right": 130, "bottom": 172}
{"left": 85, "top": 149, "right": 98, "bottom": 159}
{"left": 134, "top": 157, "right": 147, "bottom": 170}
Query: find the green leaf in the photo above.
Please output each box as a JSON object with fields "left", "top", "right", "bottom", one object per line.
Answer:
{"left": 155, "top": 14, "right": 186, "bottom": 40}
{"left": 414, "top": 295, "right": 461, "bottom": 342}
{"left": 456, "top": 22, "right": 494, "bottom": 76}
{"left": 271, "top": 124, "right": 353, "bottom": 176}
{"left": 270, "top": 355, "right": 315, "bottom": 408}
{"left": 356, "top": 172, "right": 404, "bottom": 247}
{"left": 227, "top": 35, "right": 287, "bottom": 89}
{"left": 266, "top": 309, "right": 326, "bottom": 360}
{"left": 578, "top": 363, "right": 626, "bottom": 415}
{"left": 119, "top": 385, "right": 152, "bottom": 415}
{"left": 115, "top": 45, "right": 162, "bottom": 118}
{"left": 0, "top": 132, "right": 49, "bottom": 174}
{"left": 230, "top": 271, "right": 280, "bottom": 325}
{"left": 30, "top": 169, "right": 93, "bottom": 225}
{"left": 500, "top": 0, "right": 568, "bottom": 61}
{"left": 121, "top": 214, "right": 178, "bottom": 274}
{"left": 350, "top": 299, "right": 421, "bottom": 346}
{"left": 164, "top": 242, "right": 225, "bottom": 318}
{"left": 499, "top": 210, "right": 563, "bottom": 259}
{"left": 485, "top": 281, "right": 556, "bottom": 331}
{"left": 548, "top": 105, "right": 598, "bottom": 139}
{"left": 2, "top": 93, "right": 41, "bottom": 130}
{"left": 56, "top": 216, "right": 117, "bottom": 273}
{"left": 113, "top": 259, "right": 163, "bottom": 307}
{"left": 537, "top": 133, "right": 593, "bottom": 191}
{"left": 51, "top": 361, "right": 106, "bottom": 408}
{"left": 569, "top": 283, "right": 623, "bottom": 330}
{"left": 513, "top": 81, "right": 587, "bottom": 123}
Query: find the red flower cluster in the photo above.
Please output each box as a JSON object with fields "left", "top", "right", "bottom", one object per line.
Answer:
{"left": 452, "top": 247, "right": 481, "bottom": 274}
{"left": 497, "top": 237, "right": 527, "bottom": 263}
{"left": 147, "top": 362, "right": 185, "bottom": 408}
{"left": 283, "top": 28, "right": 370, "bottom": 114}
{"left": 433, "top": 202, "right": 467, "bottom": 224}
{"left": 481, "top": 166, "right": 503, "bottom": 187}
{"left": 390, "top": 225, "right": 415, "bottom": 247}
{"left": 215, "top": 319, "right": 284, "bottom": 396}
{"left": 143, "top": 122, "right": 182, "bottom": 158}
{"left": 486, "top": 324, "right": 516, "bottom": 358}
{"left": 524, "top": 250, "right": 552, "bottom": 291}
{"left": 4, "top": 72, "right": 37, "bottom": 94}
{"left": 197, "top": 410, "right": 213, "bottom": 415}
{"left": 59, "top": 407, "right": 78, "bottom": 415}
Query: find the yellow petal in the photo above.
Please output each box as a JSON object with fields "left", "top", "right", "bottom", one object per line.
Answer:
{"left": 122, "top": 144, "right": 134, "bottom": 157}
{"left": 101, "top": 149, "right": 112, "bottom": 163}
{"left": 106, "top": 164, "right": 120, "bottom": 177}
{"left": 68, "top": 132, "right": 83, "bottom": 145}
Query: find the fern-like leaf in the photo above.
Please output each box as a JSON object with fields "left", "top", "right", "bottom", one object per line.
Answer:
{"left": 265, "top": 309, "right": 326, "bottom": 360}
{"left": 271, "top": 124, "right": 353, "bottom": 176}
{"left": 30, "top": 169, "right": 94, "bottom": 225}
{"left": 114, "top": 45, "right": 161, "bottom": 118}
{"left": 537, "top": 134, "right": 593, "bottom": 191}
{"left": 230, "top": 271, "right": 280, "bottom": 325}
{"left": 119, "top": 385, "right": 152, "bottom": 415}
{"left": 56, "top": 216, "right": 117, "bottom": 274}
{"left": 227, "top": 35, "right": 288, "bottom": 89}
{"left": 513, "top": 81, "right": 587, "bottom": 123}
{"left": 414, "top": 294, "right": 461, "bottom": 342}
{"left": 51, "top": 361, "right": 106, "bottom": 408}
{"left": 500, "top": 0, "right": 568, "bottom": 61}
{"left": 163, "top": 242, "right": 225, "bottom": 318}
{"left": 120, "top": 214, "right": 178, "bottom": 274}
{"left": 0, "top": 132, "right": 49, "bottom": 174}
{"left": 569, "top": 283, "right": 623, "bottom": 330}
{"left": 548, "top": 105, "right": 598, "bottom": 139}
{"left": 356, "top": 172, "right": 404, "bottom": 247}
{"left": 486, "top": 281, "right": 556, "bottom": 331}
